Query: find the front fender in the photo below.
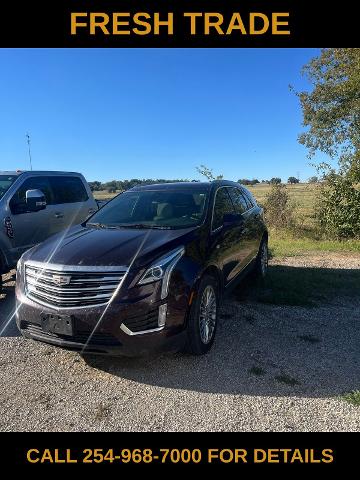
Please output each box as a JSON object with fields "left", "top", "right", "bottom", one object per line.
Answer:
{"left": 168, "top": 256, "right": 222, "bottom": 328}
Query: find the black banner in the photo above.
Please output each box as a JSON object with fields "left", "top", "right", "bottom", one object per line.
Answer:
{"left": 0, "top": 0, "right": 358, "bottom": 47}
{"left": 0, "top": 432, "right": 356, "bottom": 472}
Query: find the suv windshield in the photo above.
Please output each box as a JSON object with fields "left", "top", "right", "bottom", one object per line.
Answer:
{"left": 0, "top": 175, "right": 18, "bottom": 201}
{"left": 88, "top": 189, "right": 208, "bottom": 229}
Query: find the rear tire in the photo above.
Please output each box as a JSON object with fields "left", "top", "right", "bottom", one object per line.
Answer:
{"left": 184, "top": 275, "right": 219, "bottom": 355}
{"left": 254, "top": 237, "right": 268, "bottom": 278}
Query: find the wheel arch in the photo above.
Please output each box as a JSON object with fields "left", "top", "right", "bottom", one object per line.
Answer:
{"left": 201, "top": 265, "right": 223, "bottom": 291}
{"left": 182, "top": 263, "right": 222, "bottom": 329}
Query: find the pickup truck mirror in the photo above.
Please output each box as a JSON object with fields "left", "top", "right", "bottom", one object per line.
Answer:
{"left": 223, "top": 212, "right": 244, "bottom": 227}
{"left": 26, "top": 189, "right": 47, "bottom": 212}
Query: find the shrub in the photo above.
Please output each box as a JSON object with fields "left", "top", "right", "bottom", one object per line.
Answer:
{"left": 315, "top": 173, "right": 360, "bottom": 239}
{"left": 263, "top": 184, "right": 297, "bottom": 230}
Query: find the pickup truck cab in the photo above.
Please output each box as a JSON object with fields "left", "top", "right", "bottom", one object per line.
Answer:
{"left": 0, "top": 171, "right": 97, "bottom": 290}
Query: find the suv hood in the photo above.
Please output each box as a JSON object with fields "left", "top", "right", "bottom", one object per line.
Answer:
{"left": 23, "top": 225, "right": 198, "bottom": 268}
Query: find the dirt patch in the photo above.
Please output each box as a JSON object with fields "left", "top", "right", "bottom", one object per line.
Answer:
{"left": 0, "top": 256, "right": 359, "bottom": 432}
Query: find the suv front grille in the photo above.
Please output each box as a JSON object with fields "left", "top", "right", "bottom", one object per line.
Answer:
{"left": 25, "top": 264, "right": 126, "bottom": 308}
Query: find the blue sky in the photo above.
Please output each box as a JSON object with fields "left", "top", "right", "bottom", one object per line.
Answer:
{"left": 0, "top": 48, "right": 324, "bottom": 182}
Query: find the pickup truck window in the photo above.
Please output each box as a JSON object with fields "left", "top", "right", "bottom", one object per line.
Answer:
{"left": 49, "top": 176, "right": 89, "bottom": 204}
{"left": 10, "top": 176, "right": 54, "bottom": 213}
{"left": 0, "top": 175, "right": 17, "bottom": 200}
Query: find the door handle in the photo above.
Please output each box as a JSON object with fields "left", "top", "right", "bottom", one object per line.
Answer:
{"left": 88, "top": 208, "right": 96, "bottom": 214}
{"left": 54, "top": 212, "right": 64, "bottom": 219}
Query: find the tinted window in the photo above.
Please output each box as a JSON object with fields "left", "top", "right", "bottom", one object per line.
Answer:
{"left": 242, "top": 189, "right": 255, "bottom": 209}
{"left": 88, "top": 189, "right": 208, "bottom": 229}
{"left": 227, "top": 187, "right": 248, "bottom": 214}
{"left": 0, "top": 175, "right": 17, "bottom": 200}
{"left": 212, "top": 188, "right": 235, "bottom": 231}
{"left": 10, "top": 176, "right": 54, "bottom": 212}
{"left": 50, "top": 176, "right": 88, "bottom": 204}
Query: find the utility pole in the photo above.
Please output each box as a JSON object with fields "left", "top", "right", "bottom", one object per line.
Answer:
{"left": 26, "top": 133, "right": 33, "bottom": 171}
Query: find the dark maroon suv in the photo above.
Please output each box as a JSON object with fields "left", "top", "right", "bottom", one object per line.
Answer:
{"left": 16, "top": 181, "right": 268, "bottom": 356}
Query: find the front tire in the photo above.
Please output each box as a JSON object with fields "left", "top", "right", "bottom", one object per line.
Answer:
{"left": 184, "top": 275, "right": 219, "bottom": 355}
{"left": 254, "top": 237, "right": 268, "bottom": 278}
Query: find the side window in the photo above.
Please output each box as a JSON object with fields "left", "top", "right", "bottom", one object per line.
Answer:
{"left": 228, "top": 187, "right": 248, "bottom": 214}
{"left": 242, "top": 189, "right": 255, "bottom": 209}
{"left": 49, "top": 176, "right": 89, "bottom": 204}
{"left": 212, "top": 188, "right": 235, "bottom": 231}
{"left": 10, "top": 176, "right": 54, "bottom": 213}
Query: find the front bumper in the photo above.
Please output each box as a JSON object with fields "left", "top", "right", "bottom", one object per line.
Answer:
{"left": 15, "top": 283, "right": 189, "bottom": 356}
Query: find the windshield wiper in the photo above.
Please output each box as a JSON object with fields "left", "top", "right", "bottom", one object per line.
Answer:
{"left": 87, "top": 222, "right": 118, "bottom": 229}
{"left": 88, "top": 222, "right": 172, "bottom": 230}
{"left": 117, "top": 224, "right": 172, "bottom": 230}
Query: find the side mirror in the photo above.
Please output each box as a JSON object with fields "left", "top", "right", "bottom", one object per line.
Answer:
{"left": 223, "top": 212, "right": 244, "bottom": 227}
{"left": 26, "top": 189, "right": 46, "bottom": 212}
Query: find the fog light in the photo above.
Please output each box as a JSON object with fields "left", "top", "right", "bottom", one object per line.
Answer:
{"left": 158, "top": 304, "right": 167, "bottom": 327}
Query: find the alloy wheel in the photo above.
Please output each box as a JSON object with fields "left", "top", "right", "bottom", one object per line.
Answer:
{"left": 199, "top": 285, "right": 217, "bottom": 344}
{"left": 261, "top": 242, "right": 268, "bottom": 276}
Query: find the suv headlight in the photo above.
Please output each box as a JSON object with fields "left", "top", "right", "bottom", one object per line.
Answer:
{"left": 138, "top": 246, "right": 185, "bottom": 299}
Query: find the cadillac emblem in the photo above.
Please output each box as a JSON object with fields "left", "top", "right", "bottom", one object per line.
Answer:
{"left": 52, "top": 274, "right": 71, "bottom": 286}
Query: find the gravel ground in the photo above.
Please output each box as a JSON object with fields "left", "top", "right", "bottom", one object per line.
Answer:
{"left": 0, "top": 253, "right": 359, "bottom": 432}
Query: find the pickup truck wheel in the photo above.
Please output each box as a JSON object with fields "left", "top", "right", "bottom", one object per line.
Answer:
{"left": 254, "top": 238, "right": 268, "bottom": 278}
{"left": 184, "top": 275, "right": 219, "bottom": 355}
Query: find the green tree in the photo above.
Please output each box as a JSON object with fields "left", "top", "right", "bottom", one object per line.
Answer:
{"left": 287, "top": 176, "right": 299, "bottom": 184}
{"left": 196, "top": 165, "right": 223, "bottom": 181}
{"left": 297, "top": 48, "right": 360, "bottom": 182}
{"left": 296, "top": 48, "right": 360, "bottom": 238}
{"left": 270, "top": 177, "right": 282, "bottom": 184}
{"left": 88, "top": 181, "right": 102, "bottom": 191}
{"left": 308, "top": 176, "right": 319, "bottom": 183}
{"left": 105, "top": 180, "right": 118, "bottom": 193}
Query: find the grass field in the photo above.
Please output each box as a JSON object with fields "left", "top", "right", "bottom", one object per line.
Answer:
{"left": 95, "top": 182, "right": 317, "bottom": 213}
{"left": 248, "top": 182, "right": 317, "bottom": 215}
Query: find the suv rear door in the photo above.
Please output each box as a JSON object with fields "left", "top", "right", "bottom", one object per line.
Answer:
{"left": 211, "top": 186, "right": 246, "bottom": 285}
{"left": 228, "top": 186, "right": 259, "bottom": 265}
